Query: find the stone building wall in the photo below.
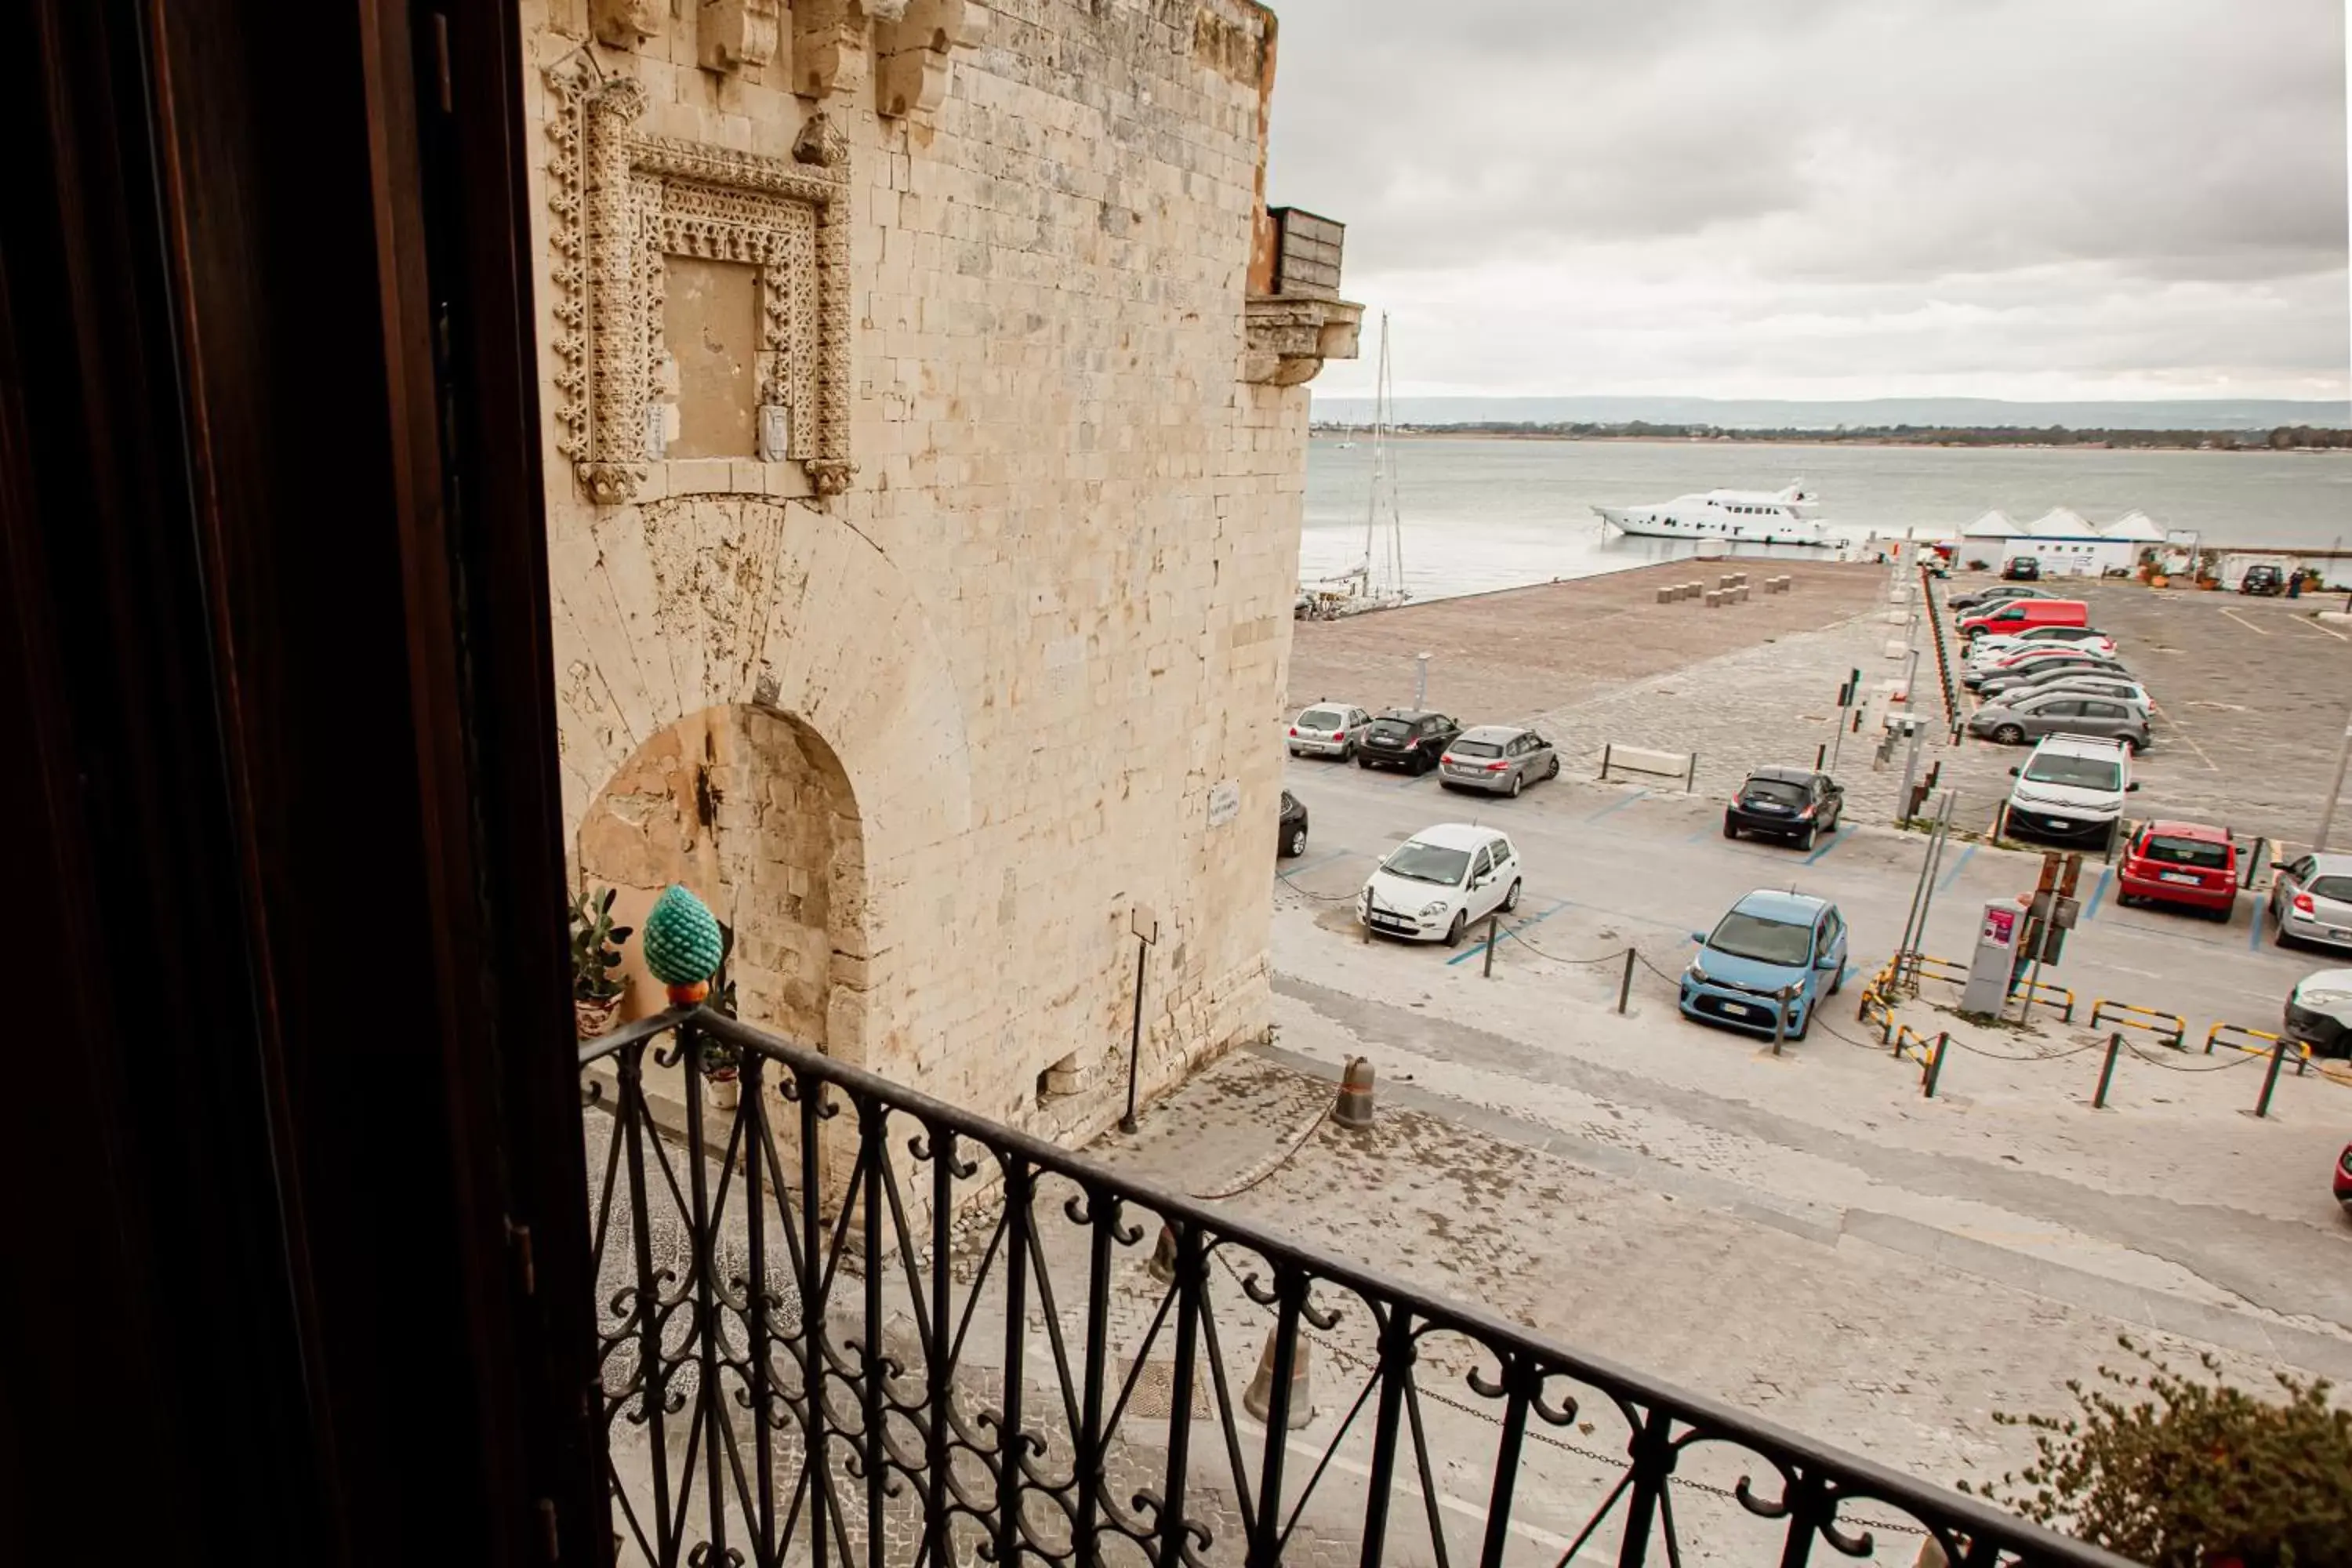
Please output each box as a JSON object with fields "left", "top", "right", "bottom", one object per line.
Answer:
{"left": 528, "top": 0, "right": 1352, "bottom": 1138}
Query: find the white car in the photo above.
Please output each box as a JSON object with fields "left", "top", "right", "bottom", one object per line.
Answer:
{"left": 2000, "top": 734, "right": 2138, "bottom": 849}
{"left": 1358, "top": 823, "right": 1523, "bottom": 946}
{"left": 1967, "top": 632, "right": 2118, "bottom": 668}
{"left": 1288, "top": 702, "right": 1372, "bottom": 760}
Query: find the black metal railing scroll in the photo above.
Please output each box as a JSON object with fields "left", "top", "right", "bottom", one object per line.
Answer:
{"left": 579, "top": 1008, "right": 2132, "bottom": 1568}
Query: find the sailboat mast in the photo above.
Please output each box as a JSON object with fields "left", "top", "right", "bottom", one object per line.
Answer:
{"left": 1362, "top": 313, "right": 1387, "bottom": 580}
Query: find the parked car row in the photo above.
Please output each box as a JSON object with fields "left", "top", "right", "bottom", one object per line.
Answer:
{"left": 1955, "top": 595, "right": 2155, "bottom": 755}
{"left": 1289, "top": 702, "right": 1564, "bottom": 797}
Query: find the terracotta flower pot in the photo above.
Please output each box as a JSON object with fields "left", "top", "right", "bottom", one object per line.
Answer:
{"left": 574, "top": 994, "right": 622, "bottom": 1040}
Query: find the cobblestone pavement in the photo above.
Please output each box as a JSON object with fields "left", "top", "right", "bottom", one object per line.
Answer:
{"left": 1093, "top": 1029, "right": 2352, "bottom": 1539}
{"left": 1285, "top": 559, "right": 1885, "bottom": 723}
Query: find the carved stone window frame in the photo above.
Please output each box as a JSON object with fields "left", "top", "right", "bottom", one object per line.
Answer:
{"left": 547, "top": 65, "right": 854, "bottom": 506}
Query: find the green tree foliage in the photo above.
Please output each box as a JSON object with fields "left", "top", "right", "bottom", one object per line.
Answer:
{"left": 1960, "top": 1338, "right": 2352, "bottom": 1567}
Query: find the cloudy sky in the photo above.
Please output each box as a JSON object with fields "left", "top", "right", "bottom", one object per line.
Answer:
{"left": 1263, "top": 0, "right": 2349, "bottom": 402}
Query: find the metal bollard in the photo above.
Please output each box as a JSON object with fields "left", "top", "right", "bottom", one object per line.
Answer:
{"left": 1147, "top": 1221, "right": 1178, "bottom": 1284}
{"left": 1922, "top": 1032, "right": 1949, "bottom": 1098}
{"left": 1242, "top": 1325, "right": 1313, "bottom": 1428}
{"left": 1770, "top": 985, "right": 1792, "bottom": 1055}
{"left": 1333, "top": 1056, "right": 1377, "bottom": 1130}
{"left": 1617, "top": 947, "right": 1636, "bottom": 1014}
{"left": 2092, "top": 1033, "right": 2121, "bottom": 1109}
{"left": 1483, "top": 913, "right": 1498, "bottom": 978}
{"left": 2251, "top": 1040, "right": 2288, "bottom": 1120}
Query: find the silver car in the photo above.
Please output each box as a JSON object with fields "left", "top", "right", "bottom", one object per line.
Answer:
{"left": 2270, "top": 852, "right": 2352, "bottom": 951}
{"left": 1438, "top": 724, "right": 1560, "bottom": 797}
{"left": 2020, "top": 675, "right": 2153, "bottom": 711}
{"left": 1967, "top": 691, "right": 2151, "bottom": 751}
{"left": 1288, "top": 702, "right": 1370, "bottom": 760}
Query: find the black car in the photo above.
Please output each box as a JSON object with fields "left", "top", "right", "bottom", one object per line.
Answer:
{"left": 1948, "top": 584, "right": 2056, "bottom": 612}
{"left": 2240, "top": 564, "right": 2287, "bottom": 597}
{"left": 1356, "top": 710, "right": 1462, "bottom": 775}
{"left": 1723, "top": 767, "right": 1844, "bottom": 849}
{"left": 1277, "top": 789, "right": 1309, "bottom": 858}
{"left": 2003, "top": 557, "right": 2042, "bottom": 582}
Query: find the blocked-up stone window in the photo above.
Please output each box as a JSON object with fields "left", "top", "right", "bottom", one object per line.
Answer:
{"left": 546, "top": 64, "right": 854, "bottom": 504}
{"left": 661, "top": 256, "right": 760, "bottom": 459}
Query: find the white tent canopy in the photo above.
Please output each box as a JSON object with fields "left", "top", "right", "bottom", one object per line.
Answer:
{"left": 2102, "top": 510, "right": 2165, "bottom": 543}
{"left": 2024, "top": 506, "right": 2092, "bottom": 538}
{"left": 1960, "top": 509, "right": 2020, "bottom": 537}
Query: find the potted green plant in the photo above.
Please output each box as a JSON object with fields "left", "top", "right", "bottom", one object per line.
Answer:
{"left": 569, "top": 886, "right": 633, "bottom": 1039}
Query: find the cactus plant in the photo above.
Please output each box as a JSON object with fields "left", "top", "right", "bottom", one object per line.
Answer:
{"left": 569, "top": 886, "right": 633, "bottom": 1003}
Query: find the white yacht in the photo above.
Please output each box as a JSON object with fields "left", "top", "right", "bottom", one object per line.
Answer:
{"left": 1594, "top": 483, "right": 1830, "bottom": 546}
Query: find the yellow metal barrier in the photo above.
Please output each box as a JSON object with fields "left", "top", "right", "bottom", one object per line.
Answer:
{"left": 2205, "top": 1023, "right": 2310, "bottom": 1077}
{"left": 2089, "top": 999, "right": 2187, "bottom": 1050}
{"left": 2009, "top": 977, "right": 2076, "bottom": 1021}
{"left": 1891, "top": 1025, "right": 1933, "bottom": 1063}
{"left": 1907, "top": 954, "right": 1968, "bottom": 986}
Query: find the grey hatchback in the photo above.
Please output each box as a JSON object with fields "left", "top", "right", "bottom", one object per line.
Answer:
{"left": 1439, "top": 725, "right": 1561, "bottom": 796}
{"left": 1967, "top": 691, "right": 2151, "bottom": 752}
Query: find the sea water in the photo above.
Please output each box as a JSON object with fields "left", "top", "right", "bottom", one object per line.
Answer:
{"left": 1301, "top": 437, "right": 2352, "bottom": 601}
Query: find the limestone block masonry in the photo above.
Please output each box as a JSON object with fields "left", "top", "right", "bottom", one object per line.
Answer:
{"left": 525, "top": 0, "right": 1356, "bottom": 1142}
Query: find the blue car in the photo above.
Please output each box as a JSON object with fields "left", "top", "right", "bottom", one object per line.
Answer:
{"left": 1679, "top": 890, "right": 1849, "bottom": 1042}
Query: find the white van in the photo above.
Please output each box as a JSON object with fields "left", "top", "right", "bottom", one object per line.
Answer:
{"left": 2001, "top": 734, "right": 2137, "bottom": 849}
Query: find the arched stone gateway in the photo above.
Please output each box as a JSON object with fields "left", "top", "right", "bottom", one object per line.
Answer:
{"left": 577, "top": 703, "right": 867, "bottom": 1063}
{"left": 554, "top": 495, "right": 973, "bottom": 1073}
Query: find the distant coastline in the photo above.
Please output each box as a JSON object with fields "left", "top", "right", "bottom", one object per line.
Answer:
{"left": 1312, "top": 423, "right": 2352, "bottom": 453}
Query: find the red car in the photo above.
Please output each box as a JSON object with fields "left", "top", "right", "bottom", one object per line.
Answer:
{"left": 2336, "top": 1142, "right": 2352, "bottom": 1214}
{"left": 2117, "top": 821, "right": 2239, "bottom": 919}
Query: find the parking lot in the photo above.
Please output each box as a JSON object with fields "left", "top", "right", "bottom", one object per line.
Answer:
{"left": 1241, "top": 742, "right": 2352, "bottom": 1483}
{"left": 1930, "top": 577, "right": 2352, "bottom": 851}
{"left": 1276, "top": 751, "right": 2329, "bottom": 1075}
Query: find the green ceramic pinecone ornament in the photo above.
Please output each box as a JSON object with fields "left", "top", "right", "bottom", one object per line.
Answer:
{"left": 642, "top": 884, "right": 724, "bottom": 999}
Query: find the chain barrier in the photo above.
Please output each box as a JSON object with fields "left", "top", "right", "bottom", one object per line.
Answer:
{"left": 1497, "top": 926, "right": 1640, "bottom": 968}
{"left": 1635, "top": 950, "right": 1688, "bottom": 985}
{"left": 1942, "top": 1036, "right": 2108, "bottom": 1063}
{"left": 2122, "top": 1040, "right": 2263, "bottom": 1074}
{"left": 1276, "top": 875, "right": 1362, "bottom": 905}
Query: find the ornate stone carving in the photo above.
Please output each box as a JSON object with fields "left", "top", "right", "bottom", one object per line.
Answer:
{"left": 546, "top": 64, "right": 855, "bottom": 505}
{"left": 793, "top": 0, "right": 870, "bottom": 100}
{"left": 792, "top": 112, "right": 849, "bottom": 170}
{"left": 875, "top": 0, "right": 982, "bottom": 119}
{"left": 699, "top": 0, "right": 782, "bottom": 74}
{"left": 1242, "top": 296, "right": 1363, "bottom": 387}
{"left": 591, "top": 0, "right": 663, "bottom": 48}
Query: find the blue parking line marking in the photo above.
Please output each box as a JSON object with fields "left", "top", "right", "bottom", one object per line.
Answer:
{"left": 1446, "top": 897, "right": 1573, "bottom": 966}
{"left": 1586, "top": 789, "right": 1649, "bottom": 822}
{"left": 1802, "top": 827, "right": 1852, "bottom": 865}
{"left": 1836, "top": 960, "right": 1853, "bottom": 989}
{"left": 2084, "top": 865, "right": 2111, "bottom": 922}
{"left": 1276, "top": 848, "right": 1353, "bottom": 881}
{"left": 2248, "top": 905, "right": 2266, "bottom": 951}
{"left": 1936, "top": 844, "right": 1976, "bottom": 893}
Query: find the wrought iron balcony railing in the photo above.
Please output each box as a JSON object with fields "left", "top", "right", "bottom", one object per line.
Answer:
{"left": 579, "top": 1008, "right": 2129, "bottom": 1568}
